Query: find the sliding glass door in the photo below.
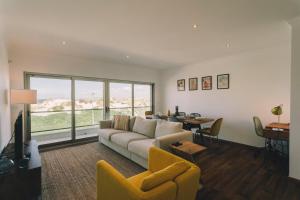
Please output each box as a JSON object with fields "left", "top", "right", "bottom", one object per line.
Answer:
{"left": 30, "top": 76, "right": 72, "bottom": 144}
{"left": 27, "top": 73, "right": 154, "bottom": 145}
{"left": 107, "top": 82, "right": 153, "bottom": 118}
{"left": 75, "top": 80, "right": 104, "bottom": 139}
{"left": 108, "top": 82, "right": 132, "bottom": 118}
{"left": 134, "top": 84, "right": 152, "bottom": 116}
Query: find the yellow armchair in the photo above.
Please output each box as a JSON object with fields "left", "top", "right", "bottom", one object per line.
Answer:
{"left": 97, "top": 147, "right": 201, "bottom": 200}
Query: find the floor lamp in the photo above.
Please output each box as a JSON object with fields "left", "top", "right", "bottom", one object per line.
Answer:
{"left": 10, "top": 89, "right": 37, "bottom": 162}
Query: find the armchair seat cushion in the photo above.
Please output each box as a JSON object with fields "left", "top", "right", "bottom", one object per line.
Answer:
{"left": 111, "top": 132, "right": 148, "bottom": 148}
{"left": 99, "top": 129, "right": 126, "bottom": 140}
{"left": 128, "top": 139, "right": 155, "bottom": 159}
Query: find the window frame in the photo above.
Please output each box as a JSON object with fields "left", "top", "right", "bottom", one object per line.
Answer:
{"left": 24, "top": 72, "right": 155, "bottom": 145}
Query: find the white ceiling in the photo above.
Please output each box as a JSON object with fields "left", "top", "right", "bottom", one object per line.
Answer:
{"left": 1, "top": 0, "right": 300, "bottom": 68}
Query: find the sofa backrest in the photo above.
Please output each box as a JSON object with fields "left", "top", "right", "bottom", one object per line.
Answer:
{"left": 132, "top": 117, "right": 157, "bottom": 138}
{"left": 154, "top": 120, "right": 183, "bottom": 138}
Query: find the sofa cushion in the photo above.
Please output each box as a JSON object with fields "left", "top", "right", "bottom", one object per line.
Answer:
{"left": 113, "top": 115, "right": 130, "bottom": 131}
{"left": 140, "top": 161, "right": 190, "bottom": 191}
{"left": 155, "top": 120, "right": 183, "bottom": 138}
{"left": 133, "top": 117, "right": 157, "bottom": 138}
{"left": 129, "top": 117, "right": 136, "bottom": 131}
{"left": 111, "top": 132, "right": 148, "bottom": 149}
{"left": 99, "top": 129, "right": 126, "bottom": 140}
{"left": 128, "top": 139, "right": 155, "bottom": 159}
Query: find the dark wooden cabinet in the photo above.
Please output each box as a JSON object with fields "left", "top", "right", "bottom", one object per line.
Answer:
{"left": 0, "top": 140, "right": 41, "bottom": 200}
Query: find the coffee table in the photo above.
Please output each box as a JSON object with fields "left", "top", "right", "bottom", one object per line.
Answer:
{"left": 169, "top": 141, "right": 207, "bottom": 163}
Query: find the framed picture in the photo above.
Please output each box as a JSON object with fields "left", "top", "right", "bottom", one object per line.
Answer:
{"left": 202, "top": 76, "right": 212, "bottom": 90}
{"left": 177, "top": 79, "right": 185, "bottom": 91}
{"left": 217, "top": 74, "right": 230, "bottom": 89}
{"left": 189, "top": 78, "right": 198, "bottom": 91}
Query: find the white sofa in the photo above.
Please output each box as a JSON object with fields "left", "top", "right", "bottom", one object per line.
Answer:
{"left": 98, "top": 116, "right": 192, "bottom": 168}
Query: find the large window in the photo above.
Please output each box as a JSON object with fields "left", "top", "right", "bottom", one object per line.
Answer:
{"left": 30, "top": 77, "right": 72, "bottom": 144}
{"left": 27, "top": 73, "right": 154, "bottom": 145}
{"left": 134, "top": 84, "right": 152, "bottom": 116}
{"left": 75, "top": 80, "right": 104, "bottom": 139}
{"left": 109, "top": 82, "right": 132, "bottom": 117}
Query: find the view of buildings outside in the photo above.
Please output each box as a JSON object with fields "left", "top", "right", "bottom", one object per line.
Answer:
{"left": 30, "top": 77, "right": 151, "bottom": 140}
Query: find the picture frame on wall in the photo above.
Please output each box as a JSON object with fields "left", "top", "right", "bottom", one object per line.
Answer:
{"left": 189, "top": 78, "right": 198, "bottom": 91}
{"left": 177, "top": 79, "right": 185, "bottom": 91}
{"left": 202, "top": 76, "right": 212, "bottom": 90}
{"left": 217, "top": 74, "right": 230, "bottom": 89}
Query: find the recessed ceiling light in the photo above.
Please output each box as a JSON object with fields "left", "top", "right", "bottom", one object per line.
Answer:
{"left": 193, "top": 24, "right": 198, "bottom": 29}
{"left": 62, "top": 41, "right": 67, "bottom": 45}
{"left": 126, "top": 55, "right": 130, "bottom": 59}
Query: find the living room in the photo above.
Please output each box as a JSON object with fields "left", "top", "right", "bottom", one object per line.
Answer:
{"left": 1, "top": 0, "right": 300, "bottom": 200}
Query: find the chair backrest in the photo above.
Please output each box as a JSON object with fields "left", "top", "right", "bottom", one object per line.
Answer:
{"left": 145, "top": 111, "right": 153, "bottom": 116}
{"left": 253, "top": 116, "right": 264, "bottom": 137}
{"left": 168, "top": 116, "right": 180, "bottom": 122}
{"left": 178, "top": 112, "right": 186, "bottom": 117}
{"left": 210, "top": 118, "right": 223, "bottom": 136}
{"left": 152, "top": 114, "right": 161, "bottom": 119}
{"left": 190, "top": 113, "right": 201, "bottom": 117}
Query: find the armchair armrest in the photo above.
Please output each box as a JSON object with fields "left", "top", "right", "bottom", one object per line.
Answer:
{"left": 154, "top": 131, "right": 192, "bottom": 151}
{"left": 97, "top": 160, "right": 176, "bottom": 200}
{"left": 97, "top": 160, "right": 131, "bottom": 200}
{"left": 99, "top": 120, "right": 113, "bottom": 129}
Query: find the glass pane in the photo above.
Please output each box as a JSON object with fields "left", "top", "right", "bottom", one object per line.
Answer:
{"left": 75, "top": 80, "right": 104, "bottom": 139}
{"left": 30, "top": 77, "right": 72, "bottom": 145}
{"left": 109, "top": 82, "right": 132, "bottom": 118}
{"left": 134, "top": 107, "right": 151, "bottom": 117}
{"left": 134, "top": 84, "right": 151, "bottom": 117}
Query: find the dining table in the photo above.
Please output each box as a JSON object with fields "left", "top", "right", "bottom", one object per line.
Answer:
{"left": 176, "top": 117, "right": 215, "bottom": 143}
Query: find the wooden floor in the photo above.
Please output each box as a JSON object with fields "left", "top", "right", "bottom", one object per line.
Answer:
{"left": 41, "top": 141, "right": 300, "bottom": 200}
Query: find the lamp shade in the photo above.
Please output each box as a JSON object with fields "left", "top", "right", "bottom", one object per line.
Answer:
{"left": 271, "top": 104, "right": 283, "bottom": 116}
{"left": 10, "top": 89, "right": 37, "bottom": 104}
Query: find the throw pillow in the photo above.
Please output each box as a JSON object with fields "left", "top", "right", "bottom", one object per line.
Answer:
{"left": 155, "top": 120, "right": 183, "bottom": 138}
{"left": 113, "top": 115, "right": 130, "bottom": 131}
{"left": 132, "top": 117, "right": 157, "bottom": 138}
{"left": 140, "top": 161, "right": 190, "bottom": 191}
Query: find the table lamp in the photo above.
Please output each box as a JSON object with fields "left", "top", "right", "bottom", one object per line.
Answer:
{"left": 271, "top": 104, "right": 283, "bottom": 123}
{"left": 10, "top": 89, "right": 37, "bottom": 161}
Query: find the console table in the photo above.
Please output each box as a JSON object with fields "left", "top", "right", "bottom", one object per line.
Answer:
{"left": 0, "top": 140, "right": 41, "bottom": 200}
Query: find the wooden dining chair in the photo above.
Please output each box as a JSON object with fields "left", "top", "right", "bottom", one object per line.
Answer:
{"left": 198, "top": 118, "right": 223, "bottom": 144}
{"left": 190, "top": 113, "right": 201, "bottom": 117}
{"left": 145, "top": 111, "right": 153, "bottom": 116}
{"left": 178, "top": 112, "right": 186, "bottom": 117}
{"left": 168, "top": 116, "right": 180, "bottom": 122}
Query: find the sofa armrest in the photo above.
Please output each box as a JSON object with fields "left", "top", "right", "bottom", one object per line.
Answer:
{"left": 100, "top": 120, "right": 113, "bottom": 129}
{"left": 97, "top": 160, "right": 176, "bottom": 200}
{"left": 154, "top": 131, "right": 192, "bottom": 151}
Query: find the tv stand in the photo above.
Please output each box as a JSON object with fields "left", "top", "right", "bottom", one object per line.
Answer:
{"left": 0, "top": 140, "right": 41, "bottom": 200}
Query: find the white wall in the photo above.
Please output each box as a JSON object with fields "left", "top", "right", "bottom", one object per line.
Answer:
{"left": 9, "top": 50, "right": 162, "bottom": 126}
{"left": 0, "top": 27, "right": 11, "bottom": 152}
{"left": 290, "top": 17, "right": 300, "bottom": 180}
{"left": 161, "top": 42, "right": 291, "bottom": 147}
